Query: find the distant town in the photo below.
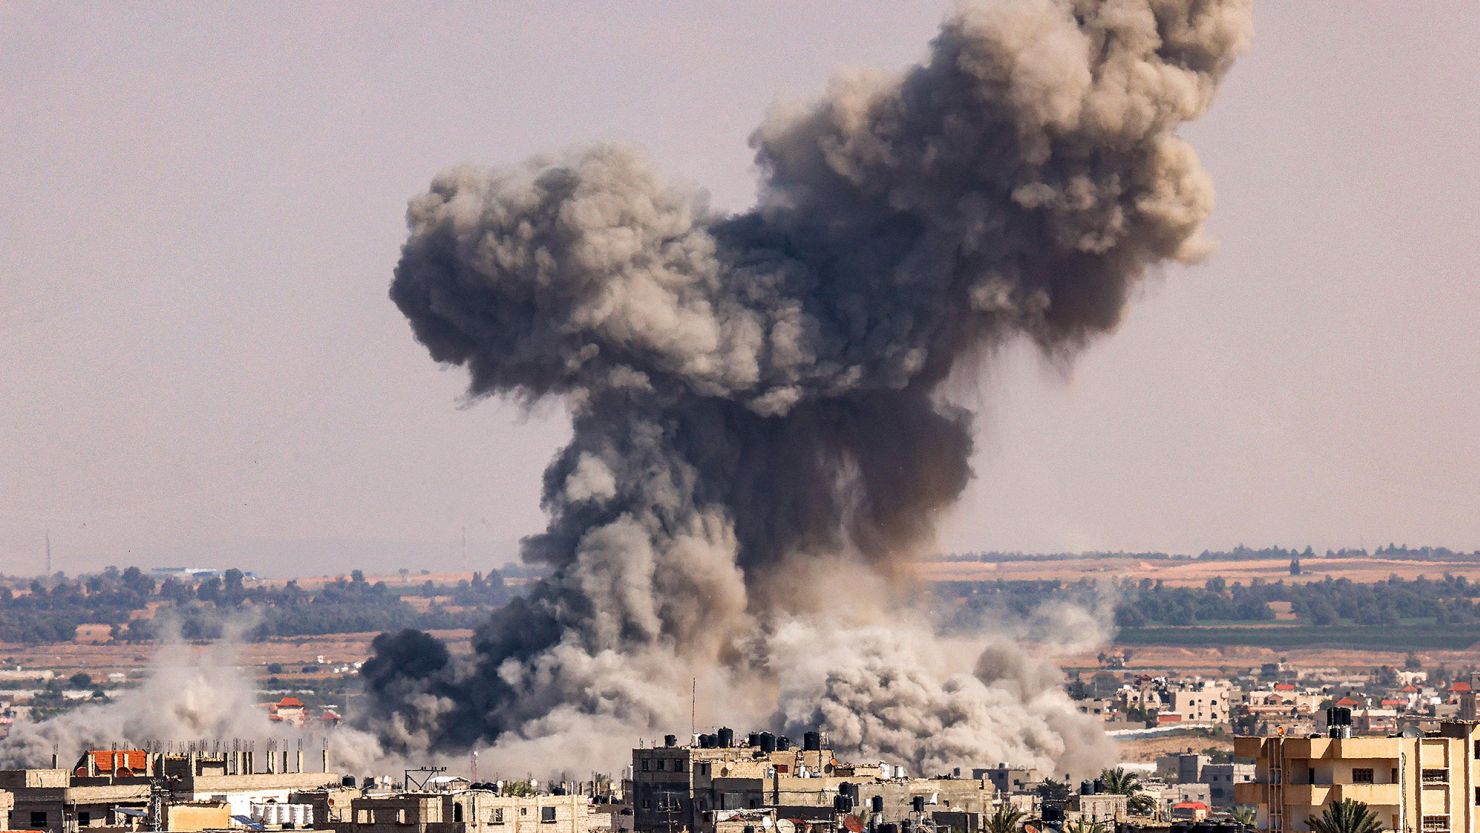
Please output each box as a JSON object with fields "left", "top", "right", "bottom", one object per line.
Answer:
{"left": 4, "top": 549, "right": 1480, "bottom": 833}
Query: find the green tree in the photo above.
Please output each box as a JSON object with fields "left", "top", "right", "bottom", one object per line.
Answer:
{"left": 1306, "top": 799, "right": 1383, "bottom": 833}
{"left": 1063, "top": 819, "right": 1106, "bottom": 833}
{"left": 985, "top": 803, "right": 1025, "bottom": 833}
{"left": 68, "top": 672, "right": 92, "bottom": 689}
{"left": 1100, "top": 768, "right": 1155, "bottom": 815}
{"left": 1231, "top": 806, "right": 1257, "bottom": 827}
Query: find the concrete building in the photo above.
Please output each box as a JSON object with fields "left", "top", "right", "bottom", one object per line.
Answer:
{"left": 1156, "top": 753, "right": 1210, "bottom": 785}
{"left": 1169, "top": 682, "right": 1233, "bottom": 725}
{"left": 1, "top": 746, "right": 339, "bottom": 832}
{"left": 972, "top": 766, "right": 1040, "bottom": 796}
{"left": 630, "top": 733, "right": 996, "bottom": 833}
{"left": 0, "top": 788, "right": 12, "bottom": 830}
{"left": 1201, "top": 762, "right": 1255, "bottom": 808}
{"left": 325, "top": 790, "right": 590, "bottom": 833}
{"left": 1235, "top": 720, "right": 1480, "bottom": 833}
{"left": 1067, "top": 793, "right": 1129, "bottom": 825}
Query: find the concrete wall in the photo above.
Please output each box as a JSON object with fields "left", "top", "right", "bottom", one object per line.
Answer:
{"left": 164, "top": 802, "right": 231, "bottom": 832}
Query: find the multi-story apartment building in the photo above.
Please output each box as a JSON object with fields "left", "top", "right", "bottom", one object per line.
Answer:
{"left": 1235, "top": 720, "right": 1480, "bottom": 833}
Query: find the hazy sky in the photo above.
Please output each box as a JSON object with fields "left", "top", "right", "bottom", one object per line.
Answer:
{"left": 4, "top": 3, "right": 1479, "bottom": 577}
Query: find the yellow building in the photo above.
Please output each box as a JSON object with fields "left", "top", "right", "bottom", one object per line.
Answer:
{"left": 1235, "top": 721, "right": 1480, "bottom": 833}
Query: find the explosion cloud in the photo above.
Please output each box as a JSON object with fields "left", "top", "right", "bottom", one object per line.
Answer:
{"left": 365, "top": 0, "right": 1250, "bottom": 775}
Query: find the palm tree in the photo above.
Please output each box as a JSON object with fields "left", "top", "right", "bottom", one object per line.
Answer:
{"left": 1100, "top": 768, "right": 1156, "bottom": 816}
{"left": 1063, "top": 819, "right": 1107, "bottom": 833}
{"left": 1306, "top": 799, "right": 1383, "bottom": 833}
{"left": 986, "top": 803, "right": 1025, "bottom": 833}
{"left": 1231, "top": 805, "right": 1258, "bottom": 827}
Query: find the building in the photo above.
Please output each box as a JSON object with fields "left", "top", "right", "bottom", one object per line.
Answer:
{"left": 630, "top": 731, "right": 996, "bottom": 833}
{"left": 972, "top": 766, "right": 1040, "bottom": 796}
{"left": 1156, "top": 753, "right": 1209, "bottom": 785}
{"left": 2, "top": 746, "right": 339, "bottom": 832}
{"left": 1169, "top": 681, "right": 1233, "bottom": 725}
{"left": 1235, "top": 720, "right": 1480, "bottom": 833}
{"left": 325, "top": 790, "right": 590, "bottom": 833}
{"left": 1201, "top": 762, "right": 1255, "bottom": 808}
{"left": 0, "top": 788, "right": 12, "bottom": 830}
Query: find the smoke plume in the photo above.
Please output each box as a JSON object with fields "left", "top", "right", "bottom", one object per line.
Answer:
{"left": 367, "top": 0, "right": 1250, "bottom": 775}
{"left": 0, "top": 620, "right": 387, "bottom": 773}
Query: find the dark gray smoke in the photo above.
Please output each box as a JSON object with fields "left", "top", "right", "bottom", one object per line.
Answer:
{"left": 365, "top": 0, "right": 1250, "bottom": 774}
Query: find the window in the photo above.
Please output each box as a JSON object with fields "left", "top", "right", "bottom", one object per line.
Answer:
{"left": 454, "top": 804, "right": 464, "bottom": 823}
{"left": 1353, "top": 768, "right": 1374, "bottom": 784}
{"left": 642, "top": 759, "right": 650, "bottom": 772}
{"left": 1474, "top": 740, "right": 1480, "bottom": 759}
{"left": 1474, "top": 788, "right": 1480, "bottom": 806}
{"left": 493, "top": 809, "right": 505, "bottom": 824}
{"left": 521, "top": 807, "right": 528, "bottom": 816}
{"left": 31, "top": 812, "right": 47, "bottom": 828}
{"left": 642, "top": 800, "right": 652, "bottom": 810}
{"left": 541, "top": 807, "right": 557, "bottom": 824}
{"left": 1424, "top": 769, "right": 1448, "bottom": 784}
{"left": 78, "top": 812, "right": 92, "bottom": 826}
{"left": 1422, "top": 816, "right": 1449, "bottom": 832}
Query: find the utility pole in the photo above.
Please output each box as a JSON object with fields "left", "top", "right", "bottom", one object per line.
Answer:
{"left": 45, "top": 529, "right": 52, "bottom": 575}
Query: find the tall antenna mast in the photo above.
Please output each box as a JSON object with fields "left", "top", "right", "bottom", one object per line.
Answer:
{"left": 691, "top": 677, "right": 696, "bottom": 737}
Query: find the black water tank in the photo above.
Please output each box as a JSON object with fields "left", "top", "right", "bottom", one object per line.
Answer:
{"left": 777, "top": 736, "right": 791, "bottom": 751}
{"left": 664, "top": 734, "right": 678, "bottom": 748}
{"left": 878, "top": 824, "right": 899, "bottom": 833}
{"left": 717, "top": 727, "right": 735, "bottom": 748}
{"left": 871, "top": 796, "right": 884, "bottom": 814}
{"left": 748, "top": 732, "right": 761, "bottom": 748}
{"left": 844, "top": 783, "right": 860, "bottom": 805}
{"left": 760, "top": 733, "right": 777, "bottom": 753}
{"left": 803, "top": 731, "right": 821, "bottom": 751}
{"left": 834, "top": 796, "right": 853, "bottom": 813}
{"left": 911, "top": 796, "right": 925, "bottom": 813}
{"left": 341, "top": 775, "right": 357, "bottom": 788}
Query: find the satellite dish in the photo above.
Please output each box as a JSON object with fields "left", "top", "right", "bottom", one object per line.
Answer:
{"left": 844, "top": 816, "right": 865, "bottom": 833}
{"left": 1025, "top": 824, "right": 1041, "bottom": 833}
{"left": 762, "top": 819, "right": 774, "bottom": 830}
{"left": 777, "top": 819, "right": 797, "bottom": 833}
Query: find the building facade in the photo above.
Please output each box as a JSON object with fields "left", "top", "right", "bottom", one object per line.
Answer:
{"left": 1236, "top": 721, "right": 1480, "bottom": 833}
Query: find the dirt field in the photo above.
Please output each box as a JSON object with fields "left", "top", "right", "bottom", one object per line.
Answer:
{"left": 914, "top": 555, "right": 1480, "bottom": 587}
{"left": 1115, "top": 731, "right": 1232, "bottom": 763}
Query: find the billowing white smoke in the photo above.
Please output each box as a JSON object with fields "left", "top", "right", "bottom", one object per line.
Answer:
{"left": 0, "top": 622, "right": 390, "bottom": 773}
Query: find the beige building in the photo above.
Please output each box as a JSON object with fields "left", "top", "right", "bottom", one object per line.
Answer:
{"left": 0, "top": 789, "right": 12, "bottom": 830}
{"left": 630, "top": 734, "right": 994, "bottom": 833}
{"left": 1235, "top": 721, "right": 1480, "bottom": 833}
{"left": 326, "top": 790, "right": 591, "bottom": 833}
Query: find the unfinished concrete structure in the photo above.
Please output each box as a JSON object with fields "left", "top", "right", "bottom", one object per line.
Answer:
{"left": 1, "top": 745, "right": 339, "bottom": 832}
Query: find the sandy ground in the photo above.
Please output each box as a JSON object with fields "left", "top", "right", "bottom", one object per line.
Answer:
{"left": 913, "top": 555, "right": 1480, "bottom": 587}
{"left": 7, "top": 554, "right": 1474, "bottom": 678}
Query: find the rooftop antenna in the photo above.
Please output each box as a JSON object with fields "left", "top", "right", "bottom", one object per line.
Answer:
{"left": 691, "top": 677, "right": 696, "bottom": 738}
